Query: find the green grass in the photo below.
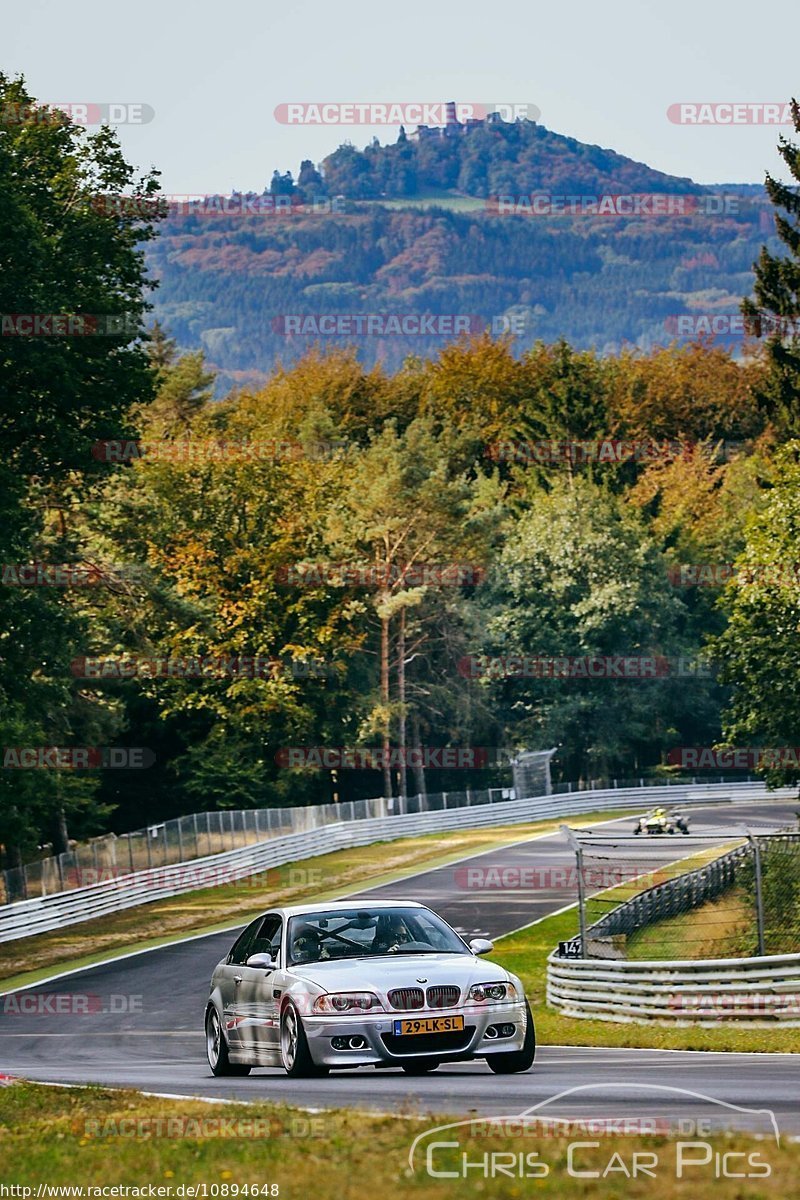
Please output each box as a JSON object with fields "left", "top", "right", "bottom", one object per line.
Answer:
{"left": 0, "top": 1081, "right": 796, "bottom": 1199}
{"left": 626, "top": 887, "right": 755, "bottom": 961}
{"left": 356, "top": 190, "right": 486, "bottom": 212}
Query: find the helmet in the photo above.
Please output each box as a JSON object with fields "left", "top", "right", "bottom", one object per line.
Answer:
{"left": 290, "top": 923, "right": 321, "bottom": 962}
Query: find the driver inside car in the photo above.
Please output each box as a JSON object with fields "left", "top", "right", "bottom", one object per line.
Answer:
{"left": 371, "top": 913, "right": 413, "bottom": 954}
{"left": 290, "top": 923, "right": 326, "bottom": 963}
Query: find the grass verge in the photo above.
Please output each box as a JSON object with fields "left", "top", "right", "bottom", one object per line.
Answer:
{"left": 627, "top": 887, "right": 754, "bottom": 961}
{"left": 0, "top": 1081, "right": 796, "bottom": 1199}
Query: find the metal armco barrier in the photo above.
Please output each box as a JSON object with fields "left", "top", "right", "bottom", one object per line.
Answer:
{"left": 0, "top": 781, "right": 791, "bottom": 944}
{"left": 547, "top": 951, "right": 800, "bottom": 1025}
{"left": 582, "top": 834, "right": 800, "bottom": 950}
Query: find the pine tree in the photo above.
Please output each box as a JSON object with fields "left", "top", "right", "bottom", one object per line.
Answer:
{"left": 147, "top": 320, "right": 178, "bottom": 373}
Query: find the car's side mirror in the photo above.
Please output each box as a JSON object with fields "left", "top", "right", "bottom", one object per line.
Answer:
{"left": 246, "top": 952, "right": 276, "bottom": 971}
{"left": 469, "top": 938, "right": 494, "bottom": 956}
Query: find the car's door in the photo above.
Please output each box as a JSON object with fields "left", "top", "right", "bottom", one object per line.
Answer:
{"left": 218, "top": 918, "right": 262, "bottom": 1050}
{"left": 234, "top": 914, "right": 283, "bottom": 1058}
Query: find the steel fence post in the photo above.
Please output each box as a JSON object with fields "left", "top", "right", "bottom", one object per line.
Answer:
{"left": 561, "top": 825, "right": 587, "bottom": 959}
{"left": 748, "top": 834, "right": 766, "bottom": 956}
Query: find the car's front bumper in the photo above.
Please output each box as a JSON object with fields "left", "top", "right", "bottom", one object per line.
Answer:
{"left": 302, "top": 1001, "right": 528, "bottom": 1067}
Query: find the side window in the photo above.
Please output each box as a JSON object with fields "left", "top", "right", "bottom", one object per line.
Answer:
{"left": 228, "top": 918, "right": 262, "bottom": 966}
{"left": 250, "top": 915, "right": 282, "bottom": 963}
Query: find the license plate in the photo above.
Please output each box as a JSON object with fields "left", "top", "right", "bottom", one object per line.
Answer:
{"left": 393, "top": 1015, "right": 465, "bottom": 1036}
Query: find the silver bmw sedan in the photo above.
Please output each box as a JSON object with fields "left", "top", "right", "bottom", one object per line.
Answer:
{"left": 205, "top": 900, "right": 535, "bottom": 1077}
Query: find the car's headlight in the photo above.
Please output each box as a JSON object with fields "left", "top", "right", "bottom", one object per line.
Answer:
{"left": 469, "top": 981, "right": 517, "bottom": 1002}
{"left": 312, "top": 991, "right": 384, "bottom": 1014}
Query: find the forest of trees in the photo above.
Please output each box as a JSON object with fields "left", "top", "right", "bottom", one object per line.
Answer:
{"left": 4, "top": 76, "right": 800, "bottom": 874}
{"left": 150, "top": 196, "right": 773, "bottom": 389}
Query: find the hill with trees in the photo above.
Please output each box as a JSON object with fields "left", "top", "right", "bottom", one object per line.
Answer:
{"left": 147, "top": 120, "right": 772, "bottom": 390}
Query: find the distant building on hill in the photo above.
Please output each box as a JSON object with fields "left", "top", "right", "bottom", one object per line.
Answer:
{"left": 412, "top": 102, "right": 507, "bottom": 141}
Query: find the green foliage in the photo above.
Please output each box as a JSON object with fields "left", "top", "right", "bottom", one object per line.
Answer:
{"left": 742, "top": 98, "right": 800, "bottom": 434}
{"left": 738, "top": 839, "right": 800, "bottom": 953}
{"left": 478, "top": 478, "right": 719, "bottom": 778}
{"left": 713, "top": 444, "right": 800, "bottom": 785}
{"left": 0, "top": 73, "right": 162, "bottom": 863}
{"left": 318, "top": 120, "right": 698, "bottom": 202}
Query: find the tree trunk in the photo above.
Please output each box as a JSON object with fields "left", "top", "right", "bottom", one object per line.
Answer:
{"left": 397, "top": 606, "right": 407, "bottom": 799}
{"left": 380, "top": 608, "right": 392, "bottom": 799}
{"left": 53, "top": 808, "right": 70, "bottom": 857}
{"left": 411, "top": 710, "right": 427, "bottom": 799}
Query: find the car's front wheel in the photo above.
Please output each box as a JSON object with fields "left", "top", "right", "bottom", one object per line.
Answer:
{"left": 401, "top": 1058, "right": 440, "bottom": 1074}
{"left": 486, "top": 1002, "right": 536, "bottom": 1074}
{"left": 280, "top": 1002, "right": 329, "bottom": 1078}
{"left": 206, "top": 1007, "right": 251, "bottom": 1077}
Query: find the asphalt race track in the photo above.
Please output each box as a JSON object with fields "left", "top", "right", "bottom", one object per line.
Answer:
{"left": 1, "top": 800, "right": 798, "bottom": 1135}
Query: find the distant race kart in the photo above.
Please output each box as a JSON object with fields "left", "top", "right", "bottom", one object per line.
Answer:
{"left": 633, "top": 809, "right": 690, "bottom": 836}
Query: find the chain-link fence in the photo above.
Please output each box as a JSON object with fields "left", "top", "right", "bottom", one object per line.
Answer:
{"left": 559, "top": 825, "right": 800, "bottom": 961}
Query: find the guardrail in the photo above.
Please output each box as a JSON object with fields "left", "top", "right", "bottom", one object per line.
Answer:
{"left": 0, "top": 780, "right": 790, "bottom": 944}
{"left": 547, "top": 951, "right": 800, "bottom": 1025}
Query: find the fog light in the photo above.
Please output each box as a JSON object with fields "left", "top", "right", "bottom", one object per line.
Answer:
{"left": 332, "top": 1037, "right": 349, "bottom": 1050}
{"left": 500, "top": 1023, "right": 515, "bottom": 1037}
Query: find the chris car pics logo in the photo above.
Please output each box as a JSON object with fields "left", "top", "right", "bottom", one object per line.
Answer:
{"left": 407, "top": 1085, "right": 778, "bottom": 1181}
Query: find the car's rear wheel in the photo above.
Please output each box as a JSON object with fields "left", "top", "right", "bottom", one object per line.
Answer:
{"left": 206, "top": 1007, "right": 251, "bottom": 1077}
{"left": 400, "top": 1058, "right": 440, "bottom": 1074}
{"left": 280, "top": 1002, "right": 329, "bottom": 1078}
{"left": 486, "top": 1002, "right": 536, "bottom": 1074}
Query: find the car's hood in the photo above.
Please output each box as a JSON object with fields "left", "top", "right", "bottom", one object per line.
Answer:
{"left": 290, "top": 952, "right": 510, "bottom": 992}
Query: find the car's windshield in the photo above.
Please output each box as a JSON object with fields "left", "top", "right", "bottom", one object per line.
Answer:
{"left": 286, "top": 906, "right": 469, "bottom": 965}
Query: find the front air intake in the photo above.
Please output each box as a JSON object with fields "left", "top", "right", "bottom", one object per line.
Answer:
{"left": 388, "top": 987, "right": 425, "bottom": 1010}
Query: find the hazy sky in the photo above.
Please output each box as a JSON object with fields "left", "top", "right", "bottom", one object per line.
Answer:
{"left": 4, "top": 0, "right": 799, "bottom": 193}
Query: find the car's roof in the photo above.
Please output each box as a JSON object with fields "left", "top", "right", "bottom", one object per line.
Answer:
{"left": 272, "top": 899, "right": 427, "bottom": 918}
